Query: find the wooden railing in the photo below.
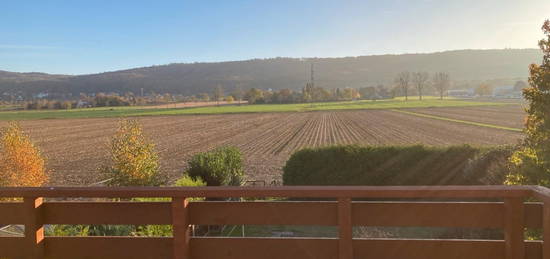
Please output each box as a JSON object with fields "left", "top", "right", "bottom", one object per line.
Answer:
{"left": 1, "top": 185, "right": 550, "bottom": 259}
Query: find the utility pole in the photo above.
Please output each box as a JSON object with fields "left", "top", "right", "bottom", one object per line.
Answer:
{"left": 310, "top": 63, "right": 315, "bottom": 88}
{"left": 307, "top": 63, "right": 315, "bottom": 106}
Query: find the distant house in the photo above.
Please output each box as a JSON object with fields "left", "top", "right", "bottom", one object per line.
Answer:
{"left": 76, "top": 100, "right": 91, "bottom": 108}
{"left": 447, "top": 89, "right": 474, "bottom": 98}
{"left": 493, "top": 85, "right": 522, "bottom": 98}
{"left": 33, "top": 92, "right": 49, "bottom": 99}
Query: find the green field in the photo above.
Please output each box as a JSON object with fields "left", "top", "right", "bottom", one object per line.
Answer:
{"left": 0, "top": 98, "right": 511, "bottom": 120}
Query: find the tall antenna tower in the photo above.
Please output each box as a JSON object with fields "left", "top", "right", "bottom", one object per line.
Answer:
{"left": 310, "top": 63, "right": 315, "bottom": 88}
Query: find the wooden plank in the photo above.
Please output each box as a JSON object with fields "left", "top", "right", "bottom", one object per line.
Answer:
{"left": 34, "top": 200, "right": 541, "bottom": 228}
{"left": 505, "top": 197, "right": 525, "bottom": 259}
{"left": 352, "top": 202, "right": 541, "bottom": 228}
{"left": 526, "top": 203, "right": 543, "bottom": 229}
{"left": 353, "top": 201, "right": 504, "bottom": 228}
{"left": 44, "top": 236, "right": 173, "bottom": 259}
{"left": 172, "top": 197, "right": 190, "bottom": 259}
{"left": 0, "top": 237, "right": 25, "bottom": 258}
{"left": 189, "top": 201, "right": 337, "bottom": 225}
{"left": 0, "top": 202, "right": 25, "bottom": 224}
{"left": 543, "top": 202, "right": 550, "bottom": 259}
{"left": 527, "top": 240, "right": 543, "bottom": 259}
{"left": 0, "top": 185, "right": 533, "bottom": 198}
{"left": 190, "top": 237, "right": 338, "bottom": 259}
{"left": 29, "top": 201, "right": 542, "bottom": 228}
{"left": 43, "top": 202, "right": 171, "bottom": 225}
{"left": 353, "top": 239, "right": 541, "bottom": 259}
{"left": 24, "top": 197, "right": 44, "bottom": 259}
{"left": 338, "top": 198, "right": 353, "bottom": 259}
{"left": 189, "top": 237, "right": 541, "bottom": 259}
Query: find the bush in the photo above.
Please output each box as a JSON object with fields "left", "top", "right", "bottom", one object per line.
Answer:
{"left": 0, "top": 122, "right": 48, "bottom": 187}
{"left": 102, "top": 119, "right": 162, "bottom": 186}
{"left": 175, "top": 174, "right": 206, "bottom": 187}
{"left": 187, "top": 146, "right": 244, "bottom": 186}
{"left": 282, "top": 144, "right": 507, "bottom": 186}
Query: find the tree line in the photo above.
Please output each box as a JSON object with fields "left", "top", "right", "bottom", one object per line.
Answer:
{"left": 394, "top": 71, "right": 451, "bottom": 100}
{"left": 22, "top": 92, "right": 208, "bottom": 110}
{"left": 16, "top": 71, "right": 452, "bottom": 110}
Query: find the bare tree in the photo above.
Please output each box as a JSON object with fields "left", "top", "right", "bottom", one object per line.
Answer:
{"left": 412, "top": 72, "right": 429, "bottom": 100}
{"left": 233, "top": 84, "right": 244, "bottom": 105}
{"left": 395, "top": 72, "right": 410, "bottom": 101}
{"left": 433, "top": 72, "right": 450, "bottom": 100}
{"left": 213, "top": 85, "right": 224, "bottom": 106}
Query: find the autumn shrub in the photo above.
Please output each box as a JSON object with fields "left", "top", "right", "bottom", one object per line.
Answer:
{"left": 102, "top": 119, "right": 162, "bottom": 186}
{"left": 0, "top": 122, "right": 48, "bottom": 187}
{"left": 187, "top": 146, "right": 244, "bottom": 186}
{"left": 507, "top": 20, "right": 550, "bottom": 186}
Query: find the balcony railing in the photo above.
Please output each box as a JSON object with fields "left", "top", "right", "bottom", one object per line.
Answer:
{"left": 1, "top": 185, "right": 549, "bottom": 259}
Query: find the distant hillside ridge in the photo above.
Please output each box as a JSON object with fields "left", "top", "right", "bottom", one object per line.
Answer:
{"left": 0, "top": 49, "right": 542, "bottom": 96}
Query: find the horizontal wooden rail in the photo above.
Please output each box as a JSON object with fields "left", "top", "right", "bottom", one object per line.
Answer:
{"left": 0, "top": 185, "right": 535, "bottom": 198}
{"left": 43, "top": 202, "right": 172, "bottom": 225}
{"left": 1, "top": 185, "right": 549, "bottom": 259}
{"left": 352, "top": 201, "right": 542, "bottom": 228}
{"left": 0, "top": 237, "right": 25, "bottom": 258}
{"left": 0, "top": 202, "right": 25, "bottom": 224}
{"left": 189, "top": 201, "right": 337, "bottom": 226}
{"left": 352, "top": 239, "right": 542, "bottom": 259}
{"left": 0, "top": 201, "right": 544, "bottom": 228}
{"left": 0, "top": 237, "right": 544, "bottom": 259}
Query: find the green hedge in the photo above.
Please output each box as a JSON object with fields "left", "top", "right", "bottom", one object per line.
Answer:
{"left": 283, "top": 145, "right": 511, "bottom": 186}
{"left": 187, "top": 146, "right": 244, "bottom": 186}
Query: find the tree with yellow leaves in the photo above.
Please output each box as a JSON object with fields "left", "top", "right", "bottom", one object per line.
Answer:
{"left": 0, "top": 122, "right": 48, "bottom": 187}
{"left": 507, "top": 20, "right": 550, "bottom": 186}
{"left": 103, "top": 119, "right": 162, "bottom": 186}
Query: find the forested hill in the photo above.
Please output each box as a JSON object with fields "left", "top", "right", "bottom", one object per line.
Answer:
{"left": 0, "top": 49, "right": 542, "bottom": 96}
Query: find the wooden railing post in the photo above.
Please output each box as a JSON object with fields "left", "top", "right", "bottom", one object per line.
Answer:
{"left": 338, "top": 198, "right": 353, "bottom": 259}
{"left": 172, "top": 197, "right": 190, "bottom": 259}
{"left": 543, "top": 200, "right": 550, "bottom": 259}
{"left": 23, "top": 197, "right": 44, "bottom": 259}
{"left": 504, "top": 197, "right": 525, "bottom": 259}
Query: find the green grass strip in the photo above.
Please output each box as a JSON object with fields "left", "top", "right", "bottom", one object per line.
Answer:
{"left": 391, "top": 109, "right": 523, "bottom": 132}
{"left": 0, "top": 98, "right": 511, "bottom": 120}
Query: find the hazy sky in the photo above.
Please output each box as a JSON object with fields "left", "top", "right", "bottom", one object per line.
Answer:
{"left": 1, "top": 0, "right": 549, "bottom": 75}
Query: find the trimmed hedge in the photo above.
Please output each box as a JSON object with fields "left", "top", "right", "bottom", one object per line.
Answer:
{"left": 283, "top": 144, "right": 511, "bottom": 186}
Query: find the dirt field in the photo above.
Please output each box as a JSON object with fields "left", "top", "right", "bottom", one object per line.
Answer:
{"left": 0, "top": 108, "right": 524, "bottom": 186}
{"left": 406, "top": 104, "right": 526, "bottom": 129}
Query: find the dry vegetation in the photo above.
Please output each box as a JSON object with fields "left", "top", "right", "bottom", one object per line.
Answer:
{"left": 0, "top": 105, "right": 525, "bottom": 186}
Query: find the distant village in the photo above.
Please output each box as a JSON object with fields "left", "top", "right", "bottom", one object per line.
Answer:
{"left": 447, "top": 80, "right": 526, "bottom": 99}
{"left": 0, "top": 78, "right": 527, "bottom": 110}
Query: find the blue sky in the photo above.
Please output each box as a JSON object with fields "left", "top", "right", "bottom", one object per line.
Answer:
{"left": 1, "top": 0, "right": 549, "bottom": 75}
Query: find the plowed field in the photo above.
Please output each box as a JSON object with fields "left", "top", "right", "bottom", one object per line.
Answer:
{"left": 0, "top": 108, "right": 524, "bottom": 186}
{"left": 406, "top": 104, "right": 526, "bottom": 129}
